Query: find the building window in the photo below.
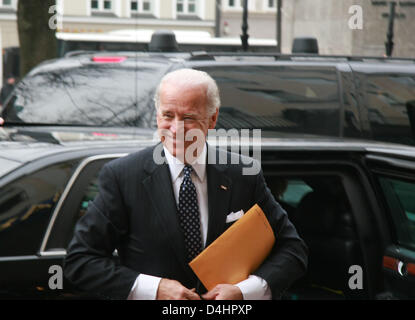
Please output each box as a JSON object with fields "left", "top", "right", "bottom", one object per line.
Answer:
{"left": 131, "top": 0, "right": 152, "bottom": 13}
{"left": 228, "top": 0, "right": 240, "bottom": 8}
{"left": 177, "top": 0, "right": 197, "bottom": 14}
{"left": 91, "top": 0, "right": 113, "bottom": 12}
{"left": 104, "top": 0, "right": 111, "bottom": 9}
{"left": 143, "top": 0, "right": 151, "bottom": 11}
{"left": 224, "top": 0, "right": 255, "bottom": 11}
{"left": 0, "top": 0, "right": 16, "bottom": 9}
{"left": 264, "top": 0, "right": 276, "bottom": 11}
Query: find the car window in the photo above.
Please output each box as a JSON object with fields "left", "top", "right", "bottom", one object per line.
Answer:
{"left": 378, "top": 176, "right": 415, "bottom": 251}
{"left": 364, "top": 74, "right": 415, "bottom": 146}
{"left": 2, "top": 63, "right": 165, "bottom": 127}
{"left": 0, "top": 161, "right": 78, "bottom": 256}
{"left": 267, "top": 174, "right": 364, "bottom": 298}
{"left": 78, "top": 176, "right": 99, "bottom": 219}
{"left": 44, "top": 158, "right": 110, "bottom": 252}
{"left": 279, "top": 179, "right": 313, "bottom": 207}
{"left": 267, "top": 175, "right": 351, "bottom": 224}
{"left": 56, "top": 175, "right": 99, "bottom": 250}
{"left": 198, "top": 65, "right": 341, "bottom": 136}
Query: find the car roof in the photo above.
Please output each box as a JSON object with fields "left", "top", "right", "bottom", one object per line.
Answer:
{"left": 348, "top": 61, "right": 415, "bottom": 73}
{"left": 258, "top": 138, "right": 415, "bottom": 157}
{"left": 0, "top": 126, "right": 156, "bottom": 162}
{"left": 29, "top": 51, "right": 415, "bottom": 76}
{"left": 2, "top": 126, "right": 415, "bottom": 162}
{"left": 28, "top": 51, "right": 187, "bottom": 75}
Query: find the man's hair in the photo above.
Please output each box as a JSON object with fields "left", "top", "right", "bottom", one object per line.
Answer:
{"left": 153, "top": 68, "right": 220, "bottom": 117}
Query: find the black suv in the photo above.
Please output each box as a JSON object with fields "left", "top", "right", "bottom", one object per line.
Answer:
{"left": 1, "top": 127, "right": 415, "bottom": 299}
{"left": 1, "top": 51, "right": 415, "bottom": 145}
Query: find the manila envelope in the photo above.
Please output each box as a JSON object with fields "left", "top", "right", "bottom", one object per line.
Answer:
{"left": 189, "top": 204, "right": 275, "bottom": 291}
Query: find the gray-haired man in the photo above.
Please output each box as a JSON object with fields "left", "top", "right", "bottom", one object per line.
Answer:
{"left": 64, "top": 68, "right": 308, "bottom": 300}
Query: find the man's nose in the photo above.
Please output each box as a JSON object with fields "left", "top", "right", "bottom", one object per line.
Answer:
{"left": 169, "top": 119, "right": 185, "bottom": 134}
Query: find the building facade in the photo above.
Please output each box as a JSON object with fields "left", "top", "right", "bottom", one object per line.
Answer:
{"left": 0, "top": 0, "right": 414, "bottom": 56}
{"left": 59, "top": 0, "right": 216, "bottom": 34}
{"left": 219, "top": 0, "right": 278, "bottom": 39}
{"left": 0, "top": 0, "right": 217, "bottom": 48}
{"left": 279, "top": 0, "right": 415, "bottom": 57}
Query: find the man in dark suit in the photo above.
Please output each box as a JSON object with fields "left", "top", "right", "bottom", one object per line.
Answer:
{"left": 64, "top": 68, "right": 308, "bottom": 300}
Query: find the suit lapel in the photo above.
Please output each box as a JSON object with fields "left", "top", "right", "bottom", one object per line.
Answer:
{"left": 142, "top": 144, "right": 232, "bottom": 276}
{"left": 205, "top": 146, "right": 232, "bottom": 247}
{"left": 142, "top": 148, "right": 189, "bottom": 274}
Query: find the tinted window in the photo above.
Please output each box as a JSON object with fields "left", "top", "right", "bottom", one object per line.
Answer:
{"left": 267, "top": 175, "right": 362, "bottom": 298}
{"left": 0, "top": 161, "right": 78, "bottom": 256}
{"left": 45, "top": 158, "right": 108, "bottom": 251}
{"left": 364, "top": 74, "right": 415, "bottom": 145}
{"left": 267, "top": 175, "right": 351, "bottom": 225}
{"left": 341, "top": 71, "right": 364, "bottom": 138}
{"left": 2, "top": 63, "right": 166, "bottom": 126}
{"left": 379, "top": 176, "right": 415, "bottom": 250}
{"left": 199, "top": 65, "right": 340, "bottom": 136}
{"left": 279, "top": 179, "right": 313, "bottom": 208}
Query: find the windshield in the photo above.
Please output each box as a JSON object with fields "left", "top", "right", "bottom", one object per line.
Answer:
{"left": 1, "top": 62, "right": 167, "bottom": 127}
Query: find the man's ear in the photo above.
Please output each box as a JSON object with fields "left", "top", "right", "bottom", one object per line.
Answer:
{"left": 209, "top": 108, "right": 219, "bottom": 129}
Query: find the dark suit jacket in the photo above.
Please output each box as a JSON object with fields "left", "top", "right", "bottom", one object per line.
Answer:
{"left": 64, "top": 144, "right": 308, "bottom": 299}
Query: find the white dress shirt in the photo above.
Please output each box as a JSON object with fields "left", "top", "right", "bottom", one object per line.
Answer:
{"left": 128, "top": 144, "right": 272, "bottom": 300}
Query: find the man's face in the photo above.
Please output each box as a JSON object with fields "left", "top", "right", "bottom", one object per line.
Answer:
{"left": 156, "top": 81, "right": 218, "bottom": 163}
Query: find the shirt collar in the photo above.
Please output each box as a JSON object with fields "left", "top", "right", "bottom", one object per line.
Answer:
{"left": 163, "top": 144, "right": 207, "bottom": 183}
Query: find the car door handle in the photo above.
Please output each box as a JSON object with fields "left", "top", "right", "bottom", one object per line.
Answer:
{"left": 397, "top": 261, "right": 406, "bottom": 276}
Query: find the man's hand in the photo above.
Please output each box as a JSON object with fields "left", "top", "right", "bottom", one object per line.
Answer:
{"left": 156, "top": 278, "right": 201, "bottom": 300}
{"left": 202, "top": 284, "right": 243, "bottom": 300}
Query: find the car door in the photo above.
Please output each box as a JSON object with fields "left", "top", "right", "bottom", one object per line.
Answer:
{"left": 366, "top": 152, "right": 415, "bottom": 299}
{"left": 38, "top": 153, "right": 127, "bottom": 298}
{"left": 0, "top": 159, "right": 79, "bottom": 298}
